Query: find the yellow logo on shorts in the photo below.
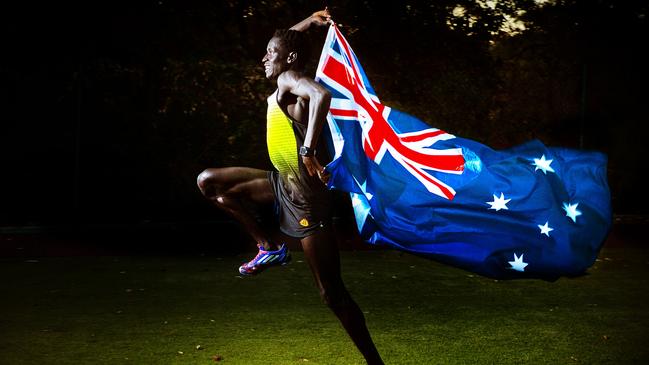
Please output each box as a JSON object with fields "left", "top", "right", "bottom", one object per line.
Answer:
{"left": 299, "top": 218, "right": 310, "bottom": 227}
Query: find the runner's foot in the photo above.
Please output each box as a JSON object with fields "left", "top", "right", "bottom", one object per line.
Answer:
{"left": 238, "top": 244, "right": 291, "bottom": 276}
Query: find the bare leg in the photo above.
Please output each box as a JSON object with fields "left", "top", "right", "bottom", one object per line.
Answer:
{"left": 301, "top": 228, "right": 384, "bottom": 365}
{"left": 197, "top": 167, "right": 278, "bottom": 250}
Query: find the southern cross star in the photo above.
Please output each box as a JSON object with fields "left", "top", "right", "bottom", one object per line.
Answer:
{"left": 562, "top": 202, "right": 582, "bottom": 223}
{"left": 359, "top": 180, "right": 374, "bottom": 200}
{"left": 532, "top": 154, "right": 555, "bottom": 174}
{"left": 487, "top": 193, "right": 511, "bottom": 211}
{"left": 538, "top": 221, "right": 554, "bottom": 237}
{"left": 508, "top": 253, "right": 529, "bottom": 272}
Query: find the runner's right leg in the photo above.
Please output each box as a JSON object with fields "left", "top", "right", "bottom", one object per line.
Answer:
{"left": 196, "top": 167, "right": 277, "bottom": 250}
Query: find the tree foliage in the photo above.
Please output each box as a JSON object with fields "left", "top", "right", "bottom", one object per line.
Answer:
{"left": 1, "top": 0, "right": 647, "bottom": 225}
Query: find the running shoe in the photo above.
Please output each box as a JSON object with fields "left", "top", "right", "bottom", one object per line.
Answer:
{"left": 238, "top": 243, "right": 291, "bottom": 276}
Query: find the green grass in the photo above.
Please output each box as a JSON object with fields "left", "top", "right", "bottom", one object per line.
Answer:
{"left": 1, "top": 246, "right": 648, "bottom": 364}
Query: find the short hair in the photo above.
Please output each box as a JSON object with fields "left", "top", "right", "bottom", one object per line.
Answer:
{"left": 273, "top": 28, "right": 311, "bottom": 71}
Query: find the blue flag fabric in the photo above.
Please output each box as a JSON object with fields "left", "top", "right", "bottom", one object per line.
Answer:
{"left": 315, "top": 25, "right": 611, "bottom": 281}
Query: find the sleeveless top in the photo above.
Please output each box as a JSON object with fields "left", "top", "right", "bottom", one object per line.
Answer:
{"left": 266, "top": 92, "right": 300, "bottom": 177}
{"left": 266, "top": 90, "right": 331, "bottom": 237}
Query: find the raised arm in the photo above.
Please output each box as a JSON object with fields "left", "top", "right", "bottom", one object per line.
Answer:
{"left": 290, "top": 8, "right": 332, "bottom": 32}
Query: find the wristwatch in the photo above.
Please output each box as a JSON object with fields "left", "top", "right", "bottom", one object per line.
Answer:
{"left": 299, "top": 145, "right": 315, "bottom": 157}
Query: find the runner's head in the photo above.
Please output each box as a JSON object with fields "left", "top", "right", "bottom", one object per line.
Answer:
{"left": 262, "top": 29, "right": 311, "bottom": 79}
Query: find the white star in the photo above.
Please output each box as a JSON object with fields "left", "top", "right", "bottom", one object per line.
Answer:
{"left": 350, "top": 192, "right": 371, "bottom": 231}
{"left": 359, "top": 180, "right": 373, "bottom": 200}
{"left": 562, "top": 202, "right": 582, "bottom": 223}
{"left": 508, "top": 253, "right": 529, "bottom": 272}
{"left": 538, "top": 221, "right": 554, "bottom": 237}
{"left": 350, "top": 193, "right": 363, "bottom": 208}
{"left": 532, "top": 154, "right": 555, "bottom": 174}
{"left": 486, "top": 193, "right": 511, "bottom": 211}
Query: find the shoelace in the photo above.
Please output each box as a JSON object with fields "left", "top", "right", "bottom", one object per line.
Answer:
{"left": 244, "top": 247, "right": 271, "bottom": 268}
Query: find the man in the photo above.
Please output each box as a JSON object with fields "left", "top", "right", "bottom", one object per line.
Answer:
{"left": 196, "top": 9, "right": 384, "bottom": 365}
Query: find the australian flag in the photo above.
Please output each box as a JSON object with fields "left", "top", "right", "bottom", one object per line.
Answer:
{"left": 315, "top": 24, "right": 611, "bottom": 281}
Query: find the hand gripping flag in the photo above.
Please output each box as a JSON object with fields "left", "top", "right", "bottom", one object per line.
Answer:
{"left": 315, "top": 24, "right": 611, "bottom": 281}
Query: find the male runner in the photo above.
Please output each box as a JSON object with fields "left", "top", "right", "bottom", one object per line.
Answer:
{"left": 197, "top": 9, "right": 384, "bottom": 365}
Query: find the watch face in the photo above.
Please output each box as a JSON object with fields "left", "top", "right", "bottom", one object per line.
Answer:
{"left": 299, "top": 146, "right": 313, "bottom": 156}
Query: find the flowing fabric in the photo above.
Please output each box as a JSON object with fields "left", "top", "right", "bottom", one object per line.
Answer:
{"left": 315, "top": 24, "right": 611, "bottom": 281}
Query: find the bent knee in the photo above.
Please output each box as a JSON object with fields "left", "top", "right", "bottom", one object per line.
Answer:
{"left": 197, "top": 168, "right": 222, "bottom": 195}
{"left": 196, "top": 169, "right": 210, "bottom": 190}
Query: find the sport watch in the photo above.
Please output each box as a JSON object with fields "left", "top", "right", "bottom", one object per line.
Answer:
{"left": 299, "top": 145, "right": 315, "bottom": 157}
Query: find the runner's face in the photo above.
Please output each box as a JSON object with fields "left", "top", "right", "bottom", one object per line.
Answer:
{"left": 262, "top": 37, "right": 289, "bottom": 80}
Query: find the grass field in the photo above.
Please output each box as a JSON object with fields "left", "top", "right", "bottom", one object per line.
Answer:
{"left": 1, "top": 245, "right": 648, "bottom": 364}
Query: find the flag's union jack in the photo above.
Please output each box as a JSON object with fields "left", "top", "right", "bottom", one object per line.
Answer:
{"left": 316, "top": 25, "right": 465, "bottom": 200}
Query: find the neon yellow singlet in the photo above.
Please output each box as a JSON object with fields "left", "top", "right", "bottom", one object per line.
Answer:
{"left": 265, "top": 91, "right": 332, "bottom": 237}
{"left": 266, "top": 93, "right": 299, "bottom": 177}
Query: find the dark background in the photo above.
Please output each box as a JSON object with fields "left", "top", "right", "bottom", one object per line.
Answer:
{"left": 1, "top": 0, "right": 647, "bottom": 252}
